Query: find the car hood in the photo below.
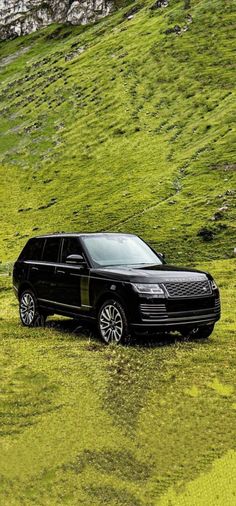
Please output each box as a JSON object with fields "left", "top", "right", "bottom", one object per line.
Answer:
{"left": 92, "top": 264, "right": 211, "bottom": 283}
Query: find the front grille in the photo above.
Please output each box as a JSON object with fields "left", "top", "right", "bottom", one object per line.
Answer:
{"left": 164, "top": 281, "right": 212, "bottom": 298}
{"left": 140, "top": 303, "right": 168, "bottom": 320}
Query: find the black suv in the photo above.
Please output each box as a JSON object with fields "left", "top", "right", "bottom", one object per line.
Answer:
{"left": 13, "top": 233, "right": 220, "bottom": 343}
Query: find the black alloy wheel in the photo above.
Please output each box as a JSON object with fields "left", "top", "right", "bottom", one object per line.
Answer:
{"left": 19, "top": 290, "right": 47, "bottom": 327}
{"left": 97, "top": 299, "right": 129, "bottom": 344}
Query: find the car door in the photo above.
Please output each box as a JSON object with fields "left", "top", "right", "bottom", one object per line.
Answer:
{"left": 22, "top": 237, "right": 45, "bottom": 298}
{"left": 35, "top": 236, "right": 61, "bottom": 303}
{"left": 53, "top": 237, "right": 89, "bottom": 313}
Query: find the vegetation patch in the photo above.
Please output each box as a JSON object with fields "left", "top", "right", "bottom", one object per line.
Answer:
{"left": 0, "top": 259, "right": 235, "bottom": 504}
{"left": 0, "top": 1, "right": 235, "bottom": 502}
{"left": 0, "top": 0, "right": 235, "bottom": 264}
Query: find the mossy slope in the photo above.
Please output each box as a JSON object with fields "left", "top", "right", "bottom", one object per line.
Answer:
{"left": 0, "top": 258, "right": 235, "bottom": 504}
{"left": 0, "top": 0, "right": 235, "bottom": 263}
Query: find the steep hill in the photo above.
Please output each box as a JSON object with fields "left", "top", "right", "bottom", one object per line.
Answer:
{"left": 0, "top": 0, "right": 235, "bottom": 264}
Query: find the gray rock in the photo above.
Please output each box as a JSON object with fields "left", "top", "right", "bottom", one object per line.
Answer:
{"left": 0, "top": 0, "right": 113, "bottom": 40}
{"left": 165, "top": 25, "right": 182, "bottom": 35}
{"left": 150, "top": 0, "right": 168, "bottom": 10}
{"left": 65, "top": 45, "right": 85, "bottom": 61}
{"left": 211, "top": 211, "right": 223, "bottom": 221}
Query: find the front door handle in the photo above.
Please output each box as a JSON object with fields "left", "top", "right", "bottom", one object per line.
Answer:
{"left": 31, "top": 266, "right": 39, "bottom": 271}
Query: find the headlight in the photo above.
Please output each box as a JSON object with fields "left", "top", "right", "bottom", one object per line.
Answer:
{"left": 211, "top": 280, "right": 218, "bottom": 290}
{"left": 132, "top": 283, "right": 164, "bottom": 295}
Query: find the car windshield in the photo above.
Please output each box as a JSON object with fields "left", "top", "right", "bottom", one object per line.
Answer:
{"left": 82, "top": 234, "right": 162, "bottom": 267}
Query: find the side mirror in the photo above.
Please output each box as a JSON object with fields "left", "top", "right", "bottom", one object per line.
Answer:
{"left": 66, "top": 254, "right": 86, "bottom": 266}
{"left": 157, "top": 252, "right": 166, "bottom": 263}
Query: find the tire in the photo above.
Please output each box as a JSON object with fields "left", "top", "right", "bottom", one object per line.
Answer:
{"left": 180, "top": 324, "right": 214, "bottom": 339}
{"left": 19, "top": 289, "right": 47, "bottom": 327}
{"left": 97, "top": 299, "right": 130, "bottom": 344}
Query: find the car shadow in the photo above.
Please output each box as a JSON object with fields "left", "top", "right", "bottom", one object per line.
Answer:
{"left": 46, "top": 318, "right": 209, "bottom": 348}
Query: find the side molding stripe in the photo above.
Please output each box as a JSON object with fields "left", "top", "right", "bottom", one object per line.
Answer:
{"left": 81, "top": 275, "right": 90, "bottom": 307}
{"left": 38, "top": 298, "right": 92, "bottom": 310}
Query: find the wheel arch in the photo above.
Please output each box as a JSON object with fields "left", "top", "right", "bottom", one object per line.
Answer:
{"left": 95, "top": 291, "right": 127, "bottom": 315}
{"left": 18, "top": 282, "right": 36, "bottom": 300}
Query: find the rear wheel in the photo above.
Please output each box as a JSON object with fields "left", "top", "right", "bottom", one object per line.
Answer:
{"left": 19, "top": 290, "right": 47, "bottom": 327}
{"left": 180, "top": 324, "right": 214, "bottom": 339}
{"left": 97, "top": 299, "right": 129, "bottom": 344}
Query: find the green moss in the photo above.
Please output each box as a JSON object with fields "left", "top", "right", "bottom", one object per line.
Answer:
{"left": 0, "top": 6, "right": 235, "bottom": 499}
{"left": 0, "top": 0, "right": 235, "bottom": 264}
{"left": 0, "top": 258, "right": 235, "bottom": 504}
{"left": 159, "top": 450, "right": 236, "bottom": 506}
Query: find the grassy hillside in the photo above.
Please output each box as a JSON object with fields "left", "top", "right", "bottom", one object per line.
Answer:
{"left": 0, "top": 0, "right": 235, "bottom": 264}
{"left": 0, "top": 259, "right": 235, "bottom": 504}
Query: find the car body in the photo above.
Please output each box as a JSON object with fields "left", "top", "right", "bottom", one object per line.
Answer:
{"left": 13, "top": 232, "right": 221, "bottom": 343}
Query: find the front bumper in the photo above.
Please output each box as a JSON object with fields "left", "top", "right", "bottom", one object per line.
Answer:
{"left": 130, "top": 295, "right": 221, "bottom": 333}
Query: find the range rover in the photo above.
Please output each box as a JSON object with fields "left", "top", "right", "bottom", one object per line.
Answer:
{"left": 13, "top": 233, "right": 221, "bottom": 343}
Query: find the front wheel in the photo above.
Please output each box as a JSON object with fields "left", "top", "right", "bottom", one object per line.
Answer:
{"left": 97, "top": 299, "right": 129, "bottom": 344}
{"left": 180, "top": 324, "right": 215, "bottom": 339}
{"left": 19, "top": 290, "right": 47, "bottom": 327}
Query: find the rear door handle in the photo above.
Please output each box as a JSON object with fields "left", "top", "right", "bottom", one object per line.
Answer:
{"left": 57, "top": 269, "right": 66, "bottom": 275}
{"left": 31, "top": 266, "right": 39, "bottom": 271}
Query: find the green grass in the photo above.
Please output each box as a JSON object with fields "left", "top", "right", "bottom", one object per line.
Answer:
{"left": 0, "top": 0, "right": 235, "bottom": 264}
{"left": 0, "top": 259, "right": 235, "bottom": 504}
{"left": 0, "top": 1, "right": 235, "bottom": 503}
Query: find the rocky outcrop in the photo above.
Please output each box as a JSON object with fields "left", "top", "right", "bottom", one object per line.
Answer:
{"left": 0, "top": 0, "right": 113, "bottom": 40}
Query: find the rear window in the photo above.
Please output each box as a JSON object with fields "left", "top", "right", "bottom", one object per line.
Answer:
{"left": 18, "top": 238, "right": 45, "bottom": 261}
{"left": 42, "top": 237, "right": 60, "bottom": 263}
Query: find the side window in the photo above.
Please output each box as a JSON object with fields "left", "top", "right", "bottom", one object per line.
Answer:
{"left": 61, "top": 237, "right": 82, "bottom": 263}
{"left": 18, "top": 238, "right": 45, "bottom": 261}
{"left": 42, "top": 238, "right": 60, "bottom": 263}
